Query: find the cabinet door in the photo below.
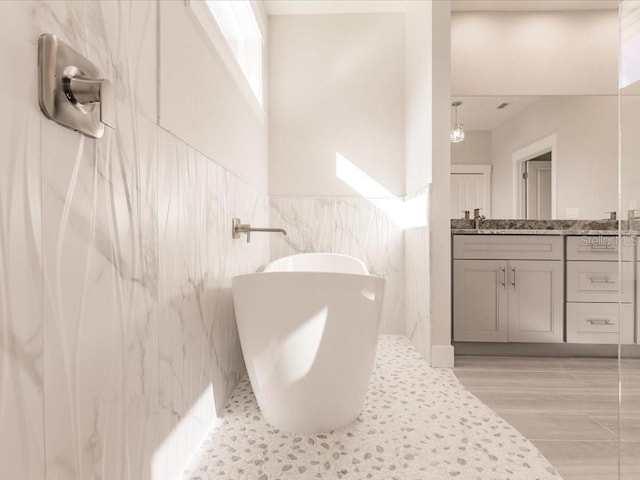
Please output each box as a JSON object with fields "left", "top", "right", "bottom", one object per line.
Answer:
{"left": 453, "top": 260, "right": 508, "bottom": 342}
{"left": 507, "top": 260, "right": 564, "bottom": 343}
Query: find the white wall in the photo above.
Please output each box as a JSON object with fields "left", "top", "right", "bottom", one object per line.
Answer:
{"left": 269, "top": 13, "right": 405, "bottom": 197}
{"left": 405, "top": 1, "right": 432, "bottom": 194}
{"left": 451, "top": 131, "right": 492, "bottom": 165}
{"left": 268, "top": 12, "right": 407, "bottom": 335}
{"left": 429, "top": 0, "right": 453, "bottom": 367}
{"left": 404, "top": 0, "right": 432, "bottom": 362}
{"left": 451, "top": 10, "right": 618, "bottom": 96}
{"left": 491, "top": 96, "right": 618, "bottom": 219}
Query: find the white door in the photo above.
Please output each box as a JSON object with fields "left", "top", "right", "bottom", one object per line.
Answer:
{"left": 450, "top": 165, "right": 492, "bottom": 219}
{"left": 507, "top": 260, "right": 564, "bottom": 343}
{"left": 453, "top": 260, "right": 508, "bottom": 342}
{"left": 525, "top": 160, "right": 552, "bottom": 220}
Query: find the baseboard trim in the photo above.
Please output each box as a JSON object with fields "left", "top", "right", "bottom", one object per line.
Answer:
{"left": 431, "top": 344, "right": 455, "bottom": 368}
{"left": 454, "top": 342, "right": 640, "bottom": 358}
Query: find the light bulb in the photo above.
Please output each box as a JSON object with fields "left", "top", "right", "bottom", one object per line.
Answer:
{"left": 450, "top": 123, "right": 465, "bottom": 143}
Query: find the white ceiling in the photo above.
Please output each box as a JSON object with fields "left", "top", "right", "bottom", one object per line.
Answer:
{"left": 263, "top": 1, "right": 408, "bottom": 15}
{"left": 264, "top": 0, "right": 619, "bottom": 16}
{"left": 452, "top": 0, "right": 618, "bottom": 12}
{"left": 451, "top": 96, "right": 543, "bottom": 131}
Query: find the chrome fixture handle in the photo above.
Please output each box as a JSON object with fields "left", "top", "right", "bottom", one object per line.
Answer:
{"left": 38, "top": 34, "right": 116, "bottom": 138}
{"left": 462, "top": 210, "right": 470, "bottom": 219}
{"left": 232, "top": 218, "right": 287, "bottom": 243}
{"left": 510, "top": 267, "right": 516, "bottom": 288}
{"left": 605, "top": 211, "right": 617, "bottom": 220}
{"left": 499, "top": 267, "right": 506, "bottom": 288}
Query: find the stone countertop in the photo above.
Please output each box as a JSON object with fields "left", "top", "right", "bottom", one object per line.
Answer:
{"left": 452, "top": 229, "right": 638, "bottom": 235}
{"left": 451, "top": 218, "right": 639, "bottom": 235}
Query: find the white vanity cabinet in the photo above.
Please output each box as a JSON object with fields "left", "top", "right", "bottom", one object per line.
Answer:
{"left": 453, "top": 260, "right": 508, "bottom": 342}
{"left": 453, "top": 235, "right": 564, "bottom": 343}
{"left": 566, "top": 236, "right": 635, "bottom": 344}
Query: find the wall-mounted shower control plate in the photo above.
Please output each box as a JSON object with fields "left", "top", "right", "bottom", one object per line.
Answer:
{"left": 38, "top": 34, "right": 105, "bottom": 139}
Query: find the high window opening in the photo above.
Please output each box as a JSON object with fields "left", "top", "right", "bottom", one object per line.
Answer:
{"left": 204, "top": 0, "right": 263, "bottom": 106}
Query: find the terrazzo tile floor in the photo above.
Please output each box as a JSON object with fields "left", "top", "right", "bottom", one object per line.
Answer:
{"left": 183, "top": 336, "right": 560, "bottom": 479}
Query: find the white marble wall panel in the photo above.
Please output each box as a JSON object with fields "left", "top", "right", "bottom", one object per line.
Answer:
{"left": 157, "top": 130, "right": 213, "bottom": 480}
{"left": 205, "top": 159, "right": 270, "bottom": 410}
{"left": 42, "top": 102, "right": 158, "bottom": 480}
{"left": 0, "top": 26, "right": 44, "bottom": 480}
{"left": 405, "top": 225, "right": 431, "bottom": 362}
{"left": 270, "top": 196, "right": 405, "bottom": 334}
{"left": 0, "top": 0, "right": 157, "bottom": 122}
{"left": 157, "top": 130, "right": 269, "bottom": 480}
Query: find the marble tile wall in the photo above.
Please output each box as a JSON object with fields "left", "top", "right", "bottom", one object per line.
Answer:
{"left": 0, "top": 1, "right": 269, "bottom": 480}
{"left": 405, "top": 225, "right": 431, "bottom": 361}
{"left": 0, "top": 23, "right": 44, "bottom": 480}
{"left": 156, "top": 130, "right": 269, "bottom": 480}
{"left": 270, "top": 196, "right": 406, "bottom": 334}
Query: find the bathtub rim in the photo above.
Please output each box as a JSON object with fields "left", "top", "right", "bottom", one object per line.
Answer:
{"left": 232, "top": 270, "right": 386, "bottom": 283}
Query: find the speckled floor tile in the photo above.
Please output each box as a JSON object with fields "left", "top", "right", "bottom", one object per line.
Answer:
{"left": 182, "top": 336, "right": 561, "bottom": 480}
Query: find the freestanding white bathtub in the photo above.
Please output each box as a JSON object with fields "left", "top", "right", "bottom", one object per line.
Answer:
{"left": 232, "top": 253, "right": 385, "bottom": 433}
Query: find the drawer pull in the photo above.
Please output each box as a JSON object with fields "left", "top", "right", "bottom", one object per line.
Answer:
{"left": 589, "top": 276, "right": 615, "bottom": 284}
{"left": 590, "top": 244, "right": 616, "bottom": 250}
{"left": 588, "top": 319, "right": 614, "bottom": 325}
{"left": 500, "top": 267, "right": 506, "bottom": 288}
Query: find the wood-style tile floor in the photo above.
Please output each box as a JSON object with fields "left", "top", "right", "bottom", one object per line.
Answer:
{"left": 454, "top": 355, "right": 640, "bottom": 480}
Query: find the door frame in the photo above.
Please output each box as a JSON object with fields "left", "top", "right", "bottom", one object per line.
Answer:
{"left": 512, "top": 134, "right": 558, "bottom": 219}
{"left": 451, "top": 164, "right": 492, "bottom": 217}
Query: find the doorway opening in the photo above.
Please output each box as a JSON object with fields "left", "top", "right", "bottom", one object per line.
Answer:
{"left": 524, "top": 153, "right": 552, "bottom": 219}
{"left": 512, "top": 134, "right": 557, "bottom": 219}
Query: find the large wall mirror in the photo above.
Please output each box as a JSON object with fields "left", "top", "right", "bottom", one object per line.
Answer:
{"left": 450, "top": 95, "right": 620, "bottom": 220}
{"left": 450, "top": 3, "right": 621, "bottom": 221}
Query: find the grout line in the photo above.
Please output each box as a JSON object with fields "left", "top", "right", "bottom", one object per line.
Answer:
{"left": 589, "top": 415, "right": 620, "bottom": 438}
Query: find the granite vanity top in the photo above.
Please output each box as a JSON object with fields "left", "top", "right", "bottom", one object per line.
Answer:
{"left": 451, "top": 219, "right": 639, "bottom": 235}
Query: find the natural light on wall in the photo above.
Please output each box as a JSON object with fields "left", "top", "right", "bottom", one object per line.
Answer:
{"left": 205, "top": 0, "right": 263, "bottom": 105}
{"left": 336, "top": 153, "right": 427, "bottom": 229}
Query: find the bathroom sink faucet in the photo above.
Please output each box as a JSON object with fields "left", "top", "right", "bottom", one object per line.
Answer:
{"left": 232, "top": 218, "right": 287, "bottom": 243}
{"left": 474, "top": 208, "right": 485, "bottom": 229}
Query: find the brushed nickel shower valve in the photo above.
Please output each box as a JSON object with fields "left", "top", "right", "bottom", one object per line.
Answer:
{"left": 38, "top": 34, "right": 116, "bottom": 138}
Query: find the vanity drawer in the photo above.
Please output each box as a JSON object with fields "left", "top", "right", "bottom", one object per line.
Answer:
{"left": 453, "top": 235, "right": 563, "bottom": 260}
{"left": 566, "top": 236, "right": 634, "bottom": 261}
{"left": 566, "top": 302, "right": 634, "bottom": 344}
{"left": 566, "top": 261, "right": 634, "bottom": 303}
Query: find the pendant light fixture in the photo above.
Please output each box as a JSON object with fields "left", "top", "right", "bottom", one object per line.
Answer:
{"left": 450, "top": 101, "right": 465, "bottom": 143}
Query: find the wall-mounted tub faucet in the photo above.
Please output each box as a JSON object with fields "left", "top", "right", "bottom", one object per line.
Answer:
{"left": 232, "top": 218, "right": 287, "bottom": 243}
